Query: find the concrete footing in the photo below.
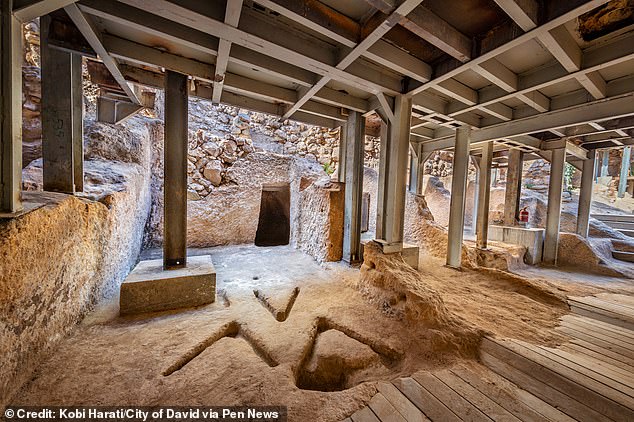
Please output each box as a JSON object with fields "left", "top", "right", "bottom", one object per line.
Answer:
{"left": 120, "top": 255, "right": 216, "bottom": 316}
{"left": 360, "top": 238, "right": 419, "bottom": 269}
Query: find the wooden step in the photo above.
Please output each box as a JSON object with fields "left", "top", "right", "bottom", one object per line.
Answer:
{"left": 605, "top": 221, "right": 634, "bottom": 230}
{"left": 618, "top": 229, "right": 634, "bottom": 238}
{"left": 613, "top": 250, "right": 634, "bottom": 262}
{"left": 568, "top": 296, "right": 634, "bottom": 331}
{"left": 591, "top": 214, "right": 634, "bottom": 223}
{"left": 481, "top": 337, "right": 634, "bottom": 422}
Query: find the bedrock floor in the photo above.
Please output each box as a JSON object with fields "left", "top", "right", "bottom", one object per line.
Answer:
{"left": 11, "top": 245, "right": 630, "bottom": 422}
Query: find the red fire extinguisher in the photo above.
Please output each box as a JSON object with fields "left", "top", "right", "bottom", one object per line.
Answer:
{"left": 519, "top": 207, "right": 529, "bottom": 226}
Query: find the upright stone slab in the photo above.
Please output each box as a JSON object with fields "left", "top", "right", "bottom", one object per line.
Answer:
{"left": 120, "top": 255, "right": 216, "bottom": 316}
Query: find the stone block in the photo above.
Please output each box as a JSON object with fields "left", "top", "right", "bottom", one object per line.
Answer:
{"left": 120, "top": 255, "right": 216, "bottom": 316}
{"left": 488, "top": 225, "right": 545, "bottom": 265}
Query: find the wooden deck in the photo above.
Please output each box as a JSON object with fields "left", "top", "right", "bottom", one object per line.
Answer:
{"left": 343, "top": 294, "right": 634, "bottom": 422}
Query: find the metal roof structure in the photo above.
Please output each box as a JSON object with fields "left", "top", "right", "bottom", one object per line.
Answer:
{"left": 13, "top": 0, "right": 634, "bottom": 159}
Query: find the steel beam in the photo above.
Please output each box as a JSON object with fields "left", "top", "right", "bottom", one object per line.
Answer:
{"left": 0, "top": 0, "right": 22, "bottom": 213}
{"left": 476, "top": 141, "right": 494, "bottom": 249}
{"left": 618, "top": 146, "right": 632, "bottom": 198}
{"left": 13, "top": 0, "right": 77, "bottom": 22}
{"left": 163, "top": 70, "right": 188, "bottom": 269}
{"left": 211, "top": 0, "right": 243, "bottom": 104}
{"left": 503, "top": 149, "right": 523, "bottom": 226}
{"left": 576, "top": 149, "right": 596, "bottom": 238}
{"left": 41, "top": 16, "right": 83, "bottom": 193}
{"left": 492, "top": 0, "right": 539, "bottom": 31}
{"left": 446, "top": 127, "right": 471, "bottom": 268}
{"left": 543, "top": 147, "right": 566, "bottom": 265}
{"left": 375, "top": 96, "right": 412, "bottom": 252}
{"left": 342, "top": 111, "right": 365, "bottom": 264}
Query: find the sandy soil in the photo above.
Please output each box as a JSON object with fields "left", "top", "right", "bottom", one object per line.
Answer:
{"left": 12, "top": 245, "right": 611, "bottom": 421}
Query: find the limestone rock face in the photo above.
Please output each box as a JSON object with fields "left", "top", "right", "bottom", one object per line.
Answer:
{"left": 3, "top": 115, "right": 157, "bottom": 409}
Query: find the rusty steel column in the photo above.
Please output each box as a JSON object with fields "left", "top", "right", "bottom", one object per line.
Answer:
{"left": 163, "top": 70, "right": 188, "bottom": 269}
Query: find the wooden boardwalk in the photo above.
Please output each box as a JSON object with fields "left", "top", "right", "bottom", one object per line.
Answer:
{"left": 343, "top": 294, "right": 634, "bottom": 422}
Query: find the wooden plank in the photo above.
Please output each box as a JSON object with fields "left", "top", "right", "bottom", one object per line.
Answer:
{"left": 557, "top": 325, "right": 634, "bottom": 361}
{"left": 450, "top": 365, "right": 567, "bottom": 422}
{"left": 393, "top": 377, "right": 461, "bottom": 422}
{"left": 351, "top": 406, "right": 381, "bottom": 422}
{"left": 480, "top": 350, "right": 612, "bottom": 422}
{"left": 368, "top": 393, "right": 408, "bottom": 422}
{"left": 412, "top": 371, "right": 490, "bottom": 422}
{"left": 562, "top": 314, "right": 634, "bottom": 341}
{"left": 544, "top": 346, "right": 634, "bottom": 389}
{"left": 492, "top": 339, "right": 634, "bottom": 420}
{"left": 560, "top": 318, "right": 634, "bottom": 347}
{"left": 518, "top": 341, "right": 634, "bottom": 394}
{"left": 571, "top": 296, "right": 634, "bottom": 319}
{"left": 570, "top": 304, "right": 634, "bottom": 331}
{"left": 567, "top": 336, "right": 634, "bottom": 367}
{"left": 561, "top": 343, "right": 634, "bottom": 373}
{"left": 596, "top": 293, "right": 634, "bottom": 307}
{"left": 377, "top": 382, "right": 430, "bottom": 422}
{"left": 431, "top": 369, "right": 522, "bottom": 422}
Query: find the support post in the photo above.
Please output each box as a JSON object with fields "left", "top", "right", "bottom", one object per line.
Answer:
{"left": 600, "top": 150, "right": 609, "bottom": 177}
{"left": 408, "top": 144, "right": 419, "bottom": 194}
{"left": 0, "top": 0, "right": 22, "bottom": 213}
{"left": 163, "top": 70, "right": 188, "bottom": 269}
{"left": 470, "top": 156, "right": 480, "bottom": 235}
{"left": 576, "top": 149, "right": 596, "bottom": 238}
{"left": 618, "top": 146, "right": 631, "bottom": 198}
{"left": 416, "top": 152, "right": 431, "bottom": 195}
{"left": 41, "top": 16, "right": 84, "bottom": 193}
{"left": 337, "top": 124, "right": 347, "bottom": 183}
{"left": 375, "top": 95, "right": 412, "bottom": 252}
{"left": 476, "top": 141, "right": 493, "bottom": 249}
{"left": 446, "top": 127, "right": 471, "bottom": 268}
{"left": 503, "top": 148, "right": 524, "bottom": 226}
{"left": 342, "top": 110, "right": 365, "bottom": 263}
{"left": 543, "top": 147, "right": 566, "bottom": 265}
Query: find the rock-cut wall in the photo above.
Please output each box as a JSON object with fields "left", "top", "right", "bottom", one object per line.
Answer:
{"left": 0, "top": 116, "right": 158, "bottom": 409}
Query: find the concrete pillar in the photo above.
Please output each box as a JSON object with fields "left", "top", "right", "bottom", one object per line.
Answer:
{"left": 470, "top": 156, "right": 480, "bottom": 235}
{"left": 41, "top": 16, "right": 84, "bottom": 193}
{"left": 503, "top": 148, "right": 523, "bottom": 226}
{"left": 476, "top": 141, "right": 493, "bottom": 249}
{"left": 342, "top": 111, "right": 365, "bottom": 263}
{"left": 543, "top": 147, "right": 566, "bottom": 265}
{"left": 576, "top": 149, "right": 596, "bottom": 238}
{"left": 618, "top": 146, "right": 631, "bottom": 198}
{"left": 0, "top": 0, "right": 22, "bottom": 213}
{"left": 163, "top": 71, "right": 189, "bottom": 269}
{"left": 375, "top": 95, "right": 412, "bottom": 252}
{"left": 416, "top": 152, "right": 431, "bottom": 195}
{"left": 446, "top": 127, "right": 471, "bottom": 268}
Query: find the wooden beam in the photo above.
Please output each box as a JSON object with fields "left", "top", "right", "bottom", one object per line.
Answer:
{"left": 63, "top": 3, "right": 139, "bottom": 104}
{"left": 475, "top": 59, "right": 518, "bottom": 92}
{"left": 576, "top": 70, "right": 607, "bottom": 99}
{"left": 400, "top": 5, "right": 471, "bottom": 62}
{"left": 212, "top": 0, "right": 243, "bottom": 104}
{"left": 492, "top": 0, "right": 539, "bottom": 31}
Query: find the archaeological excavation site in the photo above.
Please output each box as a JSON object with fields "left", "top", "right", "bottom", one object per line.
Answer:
{"left": 3, "top": 0, "right": 634, "bottom": 421}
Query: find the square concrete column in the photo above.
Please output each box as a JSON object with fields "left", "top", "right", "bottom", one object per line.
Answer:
{"left": 0, "top": 0, "right": 22, "bottom": 213}
{"left": 576, "top": 149, "right": 596, "bottom": 238}
{"left": 164, "top": 70, "right": 189, "bottom": 269}
{"left": 476, "top": 141, "right": 494, "bottom": 249}
{"left": 342, "top": 111, "right": 365, "bottom": 263}
{"left": 503, "top": 148, "right": 524, "bottom": 226}
{"left": 543, "top": 147, "right": 566, "bottom": 265}
{"left": 375, "top": 95, "right": 412, "bottom": 252}
{"left": 618, "top": 146, "right": 631, "bottom": 198}
{"left": 337, "top": 124, "right": 347, "bottom": 183}
{"left": 41, "top": 15, "right": 84, "bottom": 194}
{"left": 600, "top": 150, "right": 609, "bottom": 177}
{"left": 446, "top": 127, "right": 471, "bottom": 268}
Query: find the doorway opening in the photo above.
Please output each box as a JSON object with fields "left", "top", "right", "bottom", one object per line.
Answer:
{"left": 255, "top": 183, "right": 291, "bottom": 246}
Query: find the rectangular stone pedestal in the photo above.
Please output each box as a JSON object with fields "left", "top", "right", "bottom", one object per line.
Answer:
{"left": 488, "top": 225, "right": 545, "bottom": 265}
{"left": 360, "top": 236, "right": 420, "bottom": 269}
{"left": 120, "top": 255, "right": 216, "bottom": 316}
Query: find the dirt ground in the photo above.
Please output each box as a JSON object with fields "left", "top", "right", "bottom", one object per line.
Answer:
{"left": 12, "top": 245, "right": 631, "bottom": 421}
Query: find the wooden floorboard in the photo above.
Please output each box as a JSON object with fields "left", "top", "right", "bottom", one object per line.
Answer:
{"left": 342, "top": 295, "right": 634, "bottom": 422}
